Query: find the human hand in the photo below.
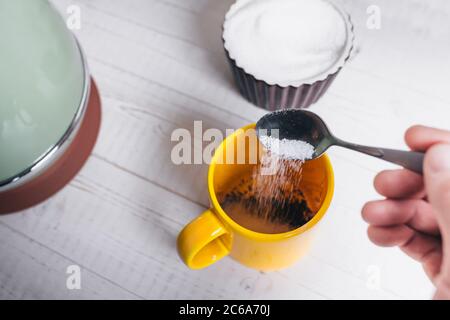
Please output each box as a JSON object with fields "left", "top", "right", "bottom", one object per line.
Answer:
{"left": 362, "top": 125, "right": 450, "bottom": 299}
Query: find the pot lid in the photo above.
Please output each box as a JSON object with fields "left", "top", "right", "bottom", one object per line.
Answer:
{"left": 0, "top": 0, "right": 86, "bottom": 185}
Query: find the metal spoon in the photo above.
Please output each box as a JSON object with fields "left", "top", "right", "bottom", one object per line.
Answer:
{"left": 256, "top": 109, "right": 424, "bottom": 174}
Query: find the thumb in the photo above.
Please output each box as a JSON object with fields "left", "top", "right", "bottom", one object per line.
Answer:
{"left": 424, "top": 143, "right": 450, "bottom": 282}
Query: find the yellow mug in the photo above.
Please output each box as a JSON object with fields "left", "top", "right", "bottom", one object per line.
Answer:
{"left": 177, "top": 124, "right": 334, "bottom": 271}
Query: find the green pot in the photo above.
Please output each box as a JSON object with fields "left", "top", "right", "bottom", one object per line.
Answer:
{"left": 0, "top": 0, "right": 90, "bottom": 191}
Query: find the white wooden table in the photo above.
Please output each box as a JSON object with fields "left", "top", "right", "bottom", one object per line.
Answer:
{"left": 1, "top": 0, "right": 449, "bottom": 299}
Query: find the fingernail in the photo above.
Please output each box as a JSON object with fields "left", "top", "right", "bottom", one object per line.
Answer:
{"left": 425, "top": 144, "right": 450, "bottom": 173}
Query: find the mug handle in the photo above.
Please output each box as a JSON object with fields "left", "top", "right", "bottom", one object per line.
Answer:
{"left": 177, "top": 209, "right": 230, "bottom": 269}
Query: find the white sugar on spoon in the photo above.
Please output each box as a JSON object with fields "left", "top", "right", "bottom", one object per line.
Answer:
{"left": 259, "top": 135, "right": 315, "bottom": 161}
{"left": 256, "top": 109, "right": 425, "bottom": 174}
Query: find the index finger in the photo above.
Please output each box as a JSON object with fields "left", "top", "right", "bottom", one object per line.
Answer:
{"left": 374, "top": 169, "right": 425, "bottom": 199}
{"left": 405, "top": 125, "right": 450, "bottom": 152}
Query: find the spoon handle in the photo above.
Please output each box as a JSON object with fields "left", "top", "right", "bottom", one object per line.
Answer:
{"left": 335, "top": 139, "right": 424, "bottom": 174}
